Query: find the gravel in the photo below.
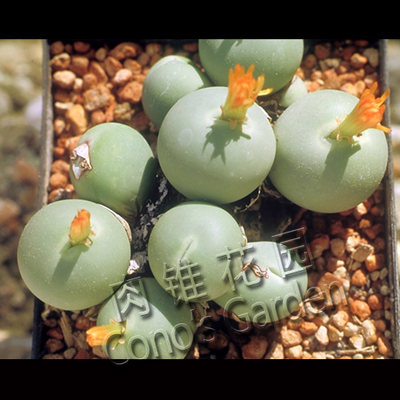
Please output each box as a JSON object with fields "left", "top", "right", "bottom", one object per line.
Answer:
{"left": 2, "top": 38, "right": 400, "bottom": 359}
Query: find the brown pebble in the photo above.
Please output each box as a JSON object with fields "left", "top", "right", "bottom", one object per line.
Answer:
{"left": 317, "top": 272, "right": 347, "bottom": 306}
{"left": 50, "top": 159, "right": 70, "bottom": 176}
{"left": 75, "top": 315, "right": 94, "bottom": 330}
{"left": 82, "top": 73, "right": 98, "bottom": 90}
{"left": 131, "top": 110, "right": 150, "bottom": 131}
{"left": 350, "top": 299, "right": 371, "bottom": 321}
{"left": 350, "top": 52, "right": 368, "bottom": 69}
{"left": 49, "top": 173, "right": 68, "bottom": 190}
{"left": 241, "top": 335, "right": 268, "bottom": 359}
{"left": 330, "top": 238, "right": 345, "bottom": 258}
{"left": 364, "top": 224, "right": 384, "bottom": 240}
{"left": 83, "top": 85, "right": 111, "bottom": 112}
{"left": 224, "top": 342, "right": 240, "bottom": 359}
{"left": 310, "top": 234, "right": 330, "bottom": 258}
{"left": 109, "top": 42, "right": 139, "bottom": 60}
{"left": 331, "top": 310, "right": 349, "bottom": 330}
{"left": 280, "top": 326, "right": 302, "bottom": 348}
{"left": 74, "top": 348, "right": 92, "bottom": 359}
{"left": 104, "top": 56, "right": 123, "bottom": 78}
{"left": 206, "top": 331, "right": 229, "bottom": 352}
{"left": 73, "top": 41, "right": 91, "bottom": 53}
{"left": 91, "top": 109, "right": 107, "bottom": 125}
{"left": 351, "top": 269, "right": 367, "bottom": 287}
{"left": 183, "top": 42, "right": 198, "bottom": 52}
{"left": 367, "top": 293, "right": 384, "bottom": 310}
{"left": 50, "top": 41, "right": 65, "bottom": 55}
{"left": 314, "top": 43, "right": 331, "bottom": 60}
{"left": 47, "top": 327, "right": 64, "bottom": 340}
{"left": 117, "top": 80, "right": 143, "bottom": 103}
{"left": 63, "top": 347, "right": 77, "bottom": 359}
{"left": 45, "top": 338, "right": 64, "bottom": 353}
{"left": 53, "top": 70, "right": 76, "bottom": 90}
{"left": 265, "top": 341, "right": 285, "bottom": 359}
{"left": 299, "top": 321, "right": 318, "bottom": 336}
{"left": 374, "top": 319, "right": 386, "bottom": 332}
{"left": 285, "top": 344, "right": 303, "bottom": 359}
{"left": 365, "top": 253, "right": 385, "bottom": 272}
{"left": 377, "top": 334, "right": 393, "bottom": 356}
{"left": 89, "top": 61, "right": 108, "bottom": 84}
{"left": 70, "top": 55, "right": 89, "bottom": 77}
{"left": 65, "top": 103, "right": 88, "bottom": 136}
{"left": 112, "top": 68, "right": 133, "bottom": 86}
{"left": 50, "top": 52, "right": 71, "bottom": 70}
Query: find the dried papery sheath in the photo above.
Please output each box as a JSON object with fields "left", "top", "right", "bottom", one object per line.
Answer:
{"left": 99, "top": 205, "right": 132, "bottom": 243}
{"left": 70, "top": 142, "right": 92, "bottom": 180}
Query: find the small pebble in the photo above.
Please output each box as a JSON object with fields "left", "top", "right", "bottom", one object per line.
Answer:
{"left": 350, "top": 299, "right": 371, "bottom": 321}
{"left": 280, "top": 327, "right": 302, "bottom": 347}
{"left": 53, "top": 70, "right": 76, "bottom": 90}
{"left": 349, "top": 334, "right": 365, "bottom": 349}
{"left": 241, "top": 335, "right": 268, "bottom": 359}
{"left": 315, "top": 325, "right": 329, "bottom": 346}
{"left": 344, "top": 322, "right": 360, "bottom": 337}
{"left": 284, "top": 345, "right": 303, "bottom": 359}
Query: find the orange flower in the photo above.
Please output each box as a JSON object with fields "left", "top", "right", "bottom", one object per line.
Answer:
{"left": 330, "top": 82, "right": 391, "bottom": 140}
{"left": 86, "top": 320, "right": 124, "bottom": 348}
{"left": 220, "top": 64, "right": 268, "bottom": 127}
{"left": 69, "top": 209, "right": 93, "bottom": 246}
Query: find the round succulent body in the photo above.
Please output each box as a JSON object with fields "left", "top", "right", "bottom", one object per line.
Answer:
{"left": 142, "top": 55, "right": 212, "bottom": 130}
{"left": 157, "top": 86, "right": 276, "bottom": 204}
{"left": 198, "top": 39, "right": 304, "bottom": 93}
{"left": 69, "top": 122, "right": 157, "bottom": 222}
{"left": 94, "top": 277, "right": 197, "bottom": 359}
{"left": 214, "top": 241, "right": 309, "bottom": 324}
{"left": 17, "top": 199, "right": 132, "bottom": 311}
{"left": 269, "top": 89, "right": 389, "bottom": 213}
{"left": 148, "top": 201, "right": 246, "bottom": 302}
{"left": 278, "top": 75, "right": 308, "bottom": 108}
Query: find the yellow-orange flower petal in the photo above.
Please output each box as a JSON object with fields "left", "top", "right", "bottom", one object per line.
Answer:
{"left": 69, "top": 209, "right": 92, "bottom": 246}
{"left": 330, "top": 82, "right": 391, "bottom": 140}
{"left": 86, "top": 320, "right": 124, "bottom": 347}
{"left": 220, "top": 64, "right": 266, "bottom": 127}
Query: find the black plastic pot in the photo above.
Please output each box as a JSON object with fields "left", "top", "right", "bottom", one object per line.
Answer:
{"left": 31, "top": 39, "right": 400, "bottom": 359}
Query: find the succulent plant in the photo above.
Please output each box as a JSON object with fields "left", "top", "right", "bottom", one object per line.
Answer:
{"left": 157, "top": 64, "right": 276, "bottom": 204}
{"left": 269, "top": 83, "right": 390, "bottom": 213}
{"left": 278, "top": 75, "right": 308, "bottom": 108}
{"left": 198, "top": 39, "right": 304, "bottom": 93}
{"left": 213, "top": 241, "right": 309, "bottom": 325}
{"left": 142, "top": 55, "right": 212, "bottom": 130}
{"left": 17, "top": 199, "right": 132, "bottom": 311}
{"left": 69, "top": 122, "right": 157, "bottom": 222}
{"left": 148, "top": 201, "right": 247, "bottom": 302}
{"left": 86, "top": 276, "right": 197, "bottom": 359}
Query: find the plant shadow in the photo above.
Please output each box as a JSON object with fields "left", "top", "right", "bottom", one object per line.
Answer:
{"left": 202, "top": 118, "right": 250, "bottom": 164}
{"left": 321, "top": 139, "right": 361, "bottom": 186}
{"left": 50, "top": 241, "right": 90, "bottom": 286}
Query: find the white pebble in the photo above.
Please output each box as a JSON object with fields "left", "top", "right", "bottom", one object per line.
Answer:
{"left": 384, "top": 330, "right": 392, "bottom": 339}
{"left": 344, "top": 322, "right": 360, "bottom": 337}
{"left": 379, "top": 268, "right": 388, "bottom": 280}
{"left": 349, "top": 334, "right": 365, "bottom": 349}
{"left": 385, "top": 310, "right": 392, "bottom": 320}
{"left": 370, "top": 270, "right": 380, "bottom": 281}
{"left": 363, "top": 47, "right": 379, "bottom": 68}
{"left": 380, "top": 285, "right": 390, "bottom": 296}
